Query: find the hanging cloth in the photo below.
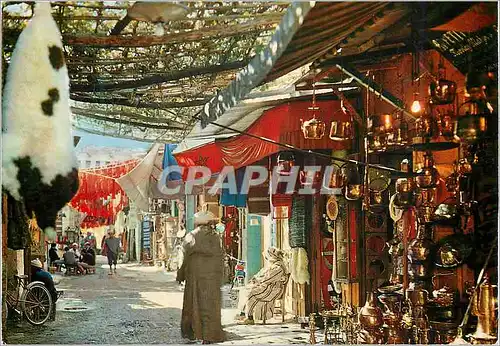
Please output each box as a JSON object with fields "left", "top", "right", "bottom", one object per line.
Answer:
{"left": 220, "top": 168, "right": 247, "bottom": 207}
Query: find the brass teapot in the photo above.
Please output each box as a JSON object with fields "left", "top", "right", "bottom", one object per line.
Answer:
{"left": 301, "top": 116, "right": 325, "bottom": 139}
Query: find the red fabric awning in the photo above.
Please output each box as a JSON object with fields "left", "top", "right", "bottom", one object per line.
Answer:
{"left": 175, "top": 99, "right": 350, "bottom": 177}
{"left": 431, "top": 3, "right": 497, "bottom": 32}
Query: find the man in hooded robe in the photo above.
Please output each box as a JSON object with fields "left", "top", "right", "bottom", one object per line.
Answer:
{"left": 237, "top": 247, "right": 289, "bottom": 324}
{"left": 176, "top": 211, "right": 225, "bottom": 344}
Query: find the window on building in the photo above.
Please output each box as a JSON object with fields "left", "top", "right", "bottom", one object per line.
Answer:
{"left": 96, "top": 161, "right": 101, "bottom": 167}
{"left": 85, "top": 160, "right": 91, "bottom": 168}
{"left": 105, "top": 161, "right": 111, "bottom": 166}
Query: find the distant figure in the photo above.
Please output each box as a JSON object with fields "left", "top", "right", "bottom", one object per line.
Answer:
{"left": 104, "top": 228, "right": 121, "bottom": 275}
{"left": 30, "top": 258, "right": 59, "bottom": 321}
{"left": 81, "top": 242, "right": 96, "bottom": 266}
{"left": 70, "top": 242, "right": 80, "bottom": 258}
{"left": 49, "top": 243, "right": 62, "bottom": 267}
{"left": 63, "top": 246, "right": 85, "bottom": 274}
{"left": 177, "top": 211, "right": 225, "bottom": 344}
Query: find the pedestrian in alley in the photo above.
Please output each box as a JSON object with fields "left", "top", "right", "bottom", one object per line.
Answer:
{"left": 103, "top": 228, "right": 121, "bottom": 275}
{"left": 177, "top": 210, "right": 225, "bottom": 344}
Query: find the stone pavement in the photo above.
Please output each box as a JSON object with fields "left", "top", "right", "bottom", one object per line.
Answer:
{"left": 3, "top": 256, "right": 310, "bottom": 344}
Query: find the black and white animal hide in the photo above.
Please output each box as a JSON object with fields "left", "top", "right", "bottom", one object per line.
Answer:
{"left": 2, "top": 2, "right": 79, "bottom": 239}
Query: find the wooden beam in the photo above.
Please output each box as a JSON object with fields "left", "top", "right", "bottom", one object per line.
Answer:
{"left": 70, "top": 107, "right": 189, "bottom": 126}
{"left": 70, "top": 60, "right": 248, "bottom": 92}
{"left": 71, "top": 108, "right": 186, "bottom": 130}
{"left": 70, "top": 94, "right": 209, "bottom": 109}
{"left": 73, "top": 125, "right": 178, "bottom": 143}
{"left": 63, "top": 19, "right": 277, "bottom": 47}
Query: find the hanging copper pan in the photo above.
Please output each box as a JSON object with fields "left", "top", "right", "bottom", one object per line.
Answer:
{"left": 329, "top": 120, "right": 352, "bottom": 141}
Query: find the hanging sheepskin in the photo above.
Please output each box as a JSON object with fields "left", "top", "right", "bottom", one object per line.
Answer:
{"left": 2, "top": 2, "right": 79, "bottom": 239}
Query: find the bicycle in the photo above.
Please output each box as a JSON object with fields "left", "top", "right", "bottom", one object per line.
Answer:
{"left": 5, "top": 274, "right": 61, "bottom": 326}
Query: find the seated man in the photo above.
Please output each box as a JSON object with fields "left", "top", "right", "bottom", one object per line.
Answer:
{"left": 237, "top": 247, "right": 289, "bottom": 324}
{"left": 80, "top": 242, "right": 96, "bottom": 273}
{"left": 30, "top": 259, "right": 59, "bottom": 321}
{"left": 63, "top": 246, "right": 85, "bottom": 274}
{"left": 49, "top": 243, "right": 64, "bottom": 268}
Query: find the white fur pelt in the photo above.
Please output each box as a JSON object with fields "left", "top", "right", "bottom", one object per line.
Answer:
{"left": 290, "top": 247, "right": 310, "bottom": 285}
{"left": 2, "top": 2, "right": 78, "bottom": 237}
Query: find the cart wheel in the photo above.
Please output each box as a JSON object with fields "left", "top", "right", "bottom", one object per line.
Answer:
{"left": 20, "top": 281, "right": 53, "bottom": 326}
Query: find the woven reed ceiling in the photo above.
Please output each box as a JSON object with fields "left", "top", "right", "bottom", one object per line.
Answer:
{"left": 2, "top": 1, "right": 289, "bottom": 142}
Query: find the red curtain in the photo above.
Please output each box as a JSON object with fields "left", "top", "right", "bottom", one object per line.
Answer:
{"left": 175, "top": 100, "right": 351, "bottom": 178}
{"left": 70, "top": 160, "right": 139, "bottom": 228}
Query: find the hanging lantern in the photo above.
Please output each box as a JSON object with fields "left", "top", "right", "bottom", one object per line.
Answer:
{"left": 328, "top": 162, "right": 347, "bottom": 189}
{"left": 276, "top": 151, "right": 295, "bottom": 176}
{"left": 329, "top": 100, "right": 353, "bottom": 141}
{"left": 329, "top": 120, "right": 352, "bottom": 141}
{"left": 368, "top": 115, "right": 388, "bottom": 152}
{"left": 342, "top": 163, "right": 363, "bottom": 201}
{"left": 272, "top": 194, "right": 292, "bottom": 219}
{"left": 273, "top": 206, "right": 290, "bottom": 219}
{"left": 393, "top": 112, "right": 409, "bottom": 147}
{"left": 367, "top": 168, "right": 391, "bottom": 210}
{"left": 457, "top": 99, "right": 491, "bottom": 143}
{"left": 301, "top": 80, "right": 325, "bottom": 139}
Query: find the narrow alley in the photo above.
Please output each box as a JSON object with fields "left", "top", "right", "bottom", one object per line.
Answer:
{"left": 3, "top": 257, "right": 309, "bottom": 345}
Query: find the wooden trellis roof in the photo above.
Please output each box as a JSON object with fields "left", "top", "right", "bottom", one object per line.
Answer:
{"left": 2, "top": 1, "right": 289, "bottom": 142}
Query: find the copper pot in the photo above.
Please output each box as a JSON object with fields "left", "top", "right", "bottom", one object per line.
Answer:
{"left": 396, "top": 178, "right": 415, "bottom": 194}
{"left": 458, "top": 114, "right": 488, "bottom": 142}
{"left": 301, "top": 117, "right": 325, "bottom": 139}
{"left": 429, "top": 79, "right": 457, "bottom": 105}
{"left": 416, "top": 152, "right": 439, "bottom": 188}
{"left": 359, "top": 291, "right": 383, "bottom": 330}
{"left": 329, "top": 120, "right": 352, "bottom": 141}
{"left": 406, "top": 287, "right": 429, "bottom": 306}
